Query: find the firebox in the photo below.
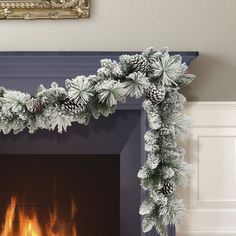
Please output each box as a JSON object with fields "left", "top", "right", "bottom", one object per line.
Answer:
{"left": 0, "top": 155, "right": 120, "bottom": 236}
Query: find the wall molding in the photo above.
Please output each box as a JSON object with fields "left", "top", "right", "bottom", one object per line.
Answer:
{"left": 179, "top": 229, "right": 236, "bottom": 236}
{"left": 186, "top": 101, "right": 236, "bottom": 110}
{"left": 179, "top": 101, "right": 236, "bottom": 236}
{"left": 185, "top": 101, "right": 236, "bottom": 127}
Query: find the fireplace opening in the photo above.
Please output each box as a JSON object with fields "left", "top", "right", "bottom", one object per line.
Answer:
{"left": 0, "top": 155, "right": 120, "bottom": 236}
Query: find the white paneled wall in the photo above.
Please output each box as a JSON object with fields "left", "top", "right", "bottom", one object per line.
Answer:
{"left": 178, "top": 102, "right": 236, "bottom": 236}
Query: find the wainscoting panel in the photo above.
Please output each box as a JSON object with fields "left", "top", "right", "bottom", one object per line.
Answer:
{"left": 178, "top": 102, "right": 236, "bottom": 236}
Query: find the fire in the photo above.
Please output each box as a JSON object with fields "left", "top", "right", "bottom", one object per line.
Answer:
{"left": 0, "top": 197, "right": 77, "bottom": 236}
{"left": 1, "top": 197, "right": 16, "bottom": 236}
{"left": 19, "top": 211, "right": 43, "bottom": 236}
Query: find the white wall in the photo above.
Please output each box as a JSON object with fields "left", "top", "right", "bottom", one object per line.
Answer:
{"left": 0, "top": 0, "right": 236, "bottom": 101}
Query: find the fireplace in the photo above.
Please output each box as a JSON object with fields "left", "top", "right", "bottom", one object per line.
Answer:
{"left": 0, "top": 51, "right": 198, "bottom": 236}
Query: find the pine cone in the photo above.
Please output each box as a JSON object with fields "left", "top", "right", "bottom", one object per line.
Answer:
{"left": 126, "top": 54, "right": 149, "bottom": 73}
{"left": 162, "top": 179, "right": 176, "bottom": 196}
{"left": 159, "top": 124, "right": 174, "bottom": 136}
{"left": 61, "top": 97, "right": 86, "bottom": 115}
{"left": 26, "top": 98, "right": 44, "bottom": 113}
{"left": 145, "top": 84, "right": 166, "bottom": 104}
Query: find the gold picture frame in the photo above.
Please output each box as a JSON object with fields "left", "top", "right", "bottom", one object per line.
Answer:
{"left": 0, "top": 0, "right": 90, "bottom": 19}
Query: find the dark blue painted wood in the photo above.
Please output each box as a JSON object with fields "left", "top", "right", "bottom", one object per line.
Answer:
{"left": 0, "top": 51, "right": 198, "bottom": 236}
{"left": 0, "top": 51, "right": 198, "bottom": 64}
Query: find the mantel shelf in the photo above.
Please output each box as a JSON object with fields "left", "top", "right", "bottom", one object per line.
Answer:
{"left": 0, "top": 51, "right": 199, "bottom": 109}
{"left": 0, "top": 51, "right": 198, "bottom": 63}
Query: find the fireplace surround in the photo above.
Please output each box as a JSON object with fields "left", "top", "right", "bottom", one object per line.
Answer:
{"left": 0, "top": 51, "right": 198, "bottom": 236}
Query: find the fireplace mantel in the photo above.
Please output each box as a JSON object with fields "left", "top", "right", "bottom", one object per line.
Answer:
{"left": 0, "top": 51, "right": 199, "bottom": 236}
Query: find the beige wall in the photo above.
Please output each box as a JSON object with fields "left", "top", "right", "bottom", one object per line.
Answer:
{"left": 0, "top": 0, "right": 235, "bottom": 101}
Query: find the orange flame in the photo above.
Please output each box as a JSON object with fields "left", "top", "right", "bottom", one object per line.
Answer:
{"left": 0, "top": 197, "right": 77, "bottom": 236}
{"left": 1, "top": 197, "right": 16, "bottom": 236}
{"left": 19, "top": 210, "right": 43, "bottom": 236}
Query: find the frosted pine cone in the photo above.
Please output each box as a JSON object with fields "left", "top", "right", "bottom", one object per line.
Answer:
{"left": 61, "top": 97, "right": 86, "bottom": 115}
{"left": 26, "top": 98, "right": 44, "bottom": 113}
{"left": 162, "top": 179, "right": 176, "bottom": 196}
{"left": 129, "top": 54, "right": 149, "bottom": 73}
{"left": 145, "top": 84, "right": 166, "bottom": 104}
{"left": 121, "top": 54, "right": 149, "bottom": 74}
{"left": 159, "top": 124, "right": 174, "bottom": 136}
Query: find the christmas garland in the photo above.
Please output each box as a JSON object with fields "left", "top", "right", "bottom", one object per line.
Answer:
{"left": 0, "top": 47, "right": 196, "bottom": 236}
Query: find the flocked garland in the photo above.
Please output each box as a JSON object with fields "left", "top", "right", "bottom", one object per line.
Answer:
{"left": 0, "top": 47, "right": 196, "bottom": 236}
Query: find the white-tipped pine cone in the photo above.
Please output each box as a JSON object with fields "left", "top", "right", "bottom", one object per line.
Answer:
{"left": 26, "top": 98, "right": 44, "bottom": 113}
{"left": 159, "top": 124, "right": 175, "bottom": 136}
{"left": 130, "top": 54, "right": 149, "bottom": 73}
{"left": 162, "top": 179, "right": 176, "bottom": 196}
{"left": 61, "top": 97, "right": 86, "bottom": 115}
{"left": 123, "top": 54, "right": 149, "bottom": 73}
{"left": 145, "top": 84, "right": 166, "bottom": 104}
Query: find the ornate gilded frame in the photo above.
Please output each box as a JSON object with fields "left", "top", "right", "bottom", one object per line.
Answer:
{"left": 0, "top": 0, "right": 90, "bottom": 19}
